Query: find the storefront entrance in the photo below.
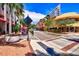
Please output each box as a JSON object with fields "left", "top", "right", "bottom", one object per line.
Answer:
{"left": 59, "top": 27, "right": 77, "bottom": 32}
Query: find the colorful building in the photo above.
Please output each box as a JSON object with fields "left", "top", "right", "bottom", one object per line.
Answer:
{"left": 36, "top": 4, "right": 61, "bottom": 31}
{"left": 53, "top": 12, "right": 79, "bottom": 32}
{"left": 36, "top": 19, "right": 45, "bottom": 31}
{"left": 0, "top": 4, "right": 9, "bottom": 34}
{"left": 38, "top": 4, "right": 79, "bottom": 33}
{"left": 0, "top": 4, "right": 16, "bottom": 34}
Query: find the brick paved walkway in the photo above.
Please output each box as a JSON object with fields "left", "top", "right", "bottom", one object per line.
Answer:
{"left": 61, "top": 42, "right": 79, "bottom": 51}
{"left": 0, "top": 39, "right": 33, "bottom": 56}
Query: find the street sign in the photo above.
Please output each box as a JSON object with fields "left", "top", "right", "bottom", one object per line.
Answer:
{"left": 24, "top": 15, "right": 32, "bottom": 41}
{"left": 24, "top": 15, "right": 32, "bottom": 25}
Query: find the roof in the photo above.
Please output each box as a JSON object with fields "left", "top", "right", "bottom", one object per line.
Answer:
{"left": 54, "top": 12, "right": 79, "bottom": 20}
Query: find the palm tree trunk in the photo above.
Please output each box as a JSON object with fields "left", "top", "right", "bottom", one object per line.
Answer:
{"left": 4, "top": 4, "right": 7, "bottom": 34}
{"left": 18, "top": 15, "right": 21, "bottom": 33}
{"left": 11, "top": 9, "right": 15, "bottom": 33}
{"left": 9, "top": 9, "right": 12, "bottom": 34}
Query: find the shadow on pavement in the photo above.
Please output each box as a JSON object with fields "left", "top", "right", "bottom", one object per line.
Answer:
{"left": 67, "top": 38, "right": 79, "bottom": 43}
{"left": 60, "top": 53, "right": 79, "bottom": 56}
{"left": 0, "top": 40, "right": 26, "bottom": 47}
{"left": 35, "top": 50, "right": 49, "bottom": 56}
{"left": 37, "top": 42, "right": 78, "bottom": 56}
{"left": 37, "top": 42, "right": 60, "bottom": 56}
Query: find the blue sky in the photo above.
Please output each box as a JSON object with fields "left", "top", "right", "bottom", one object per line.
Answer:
{"left": 23, "top": 3, "right": 58, "bottom": 15}
{"left": 23, "top": 3, "right": 79, "bottom": 24}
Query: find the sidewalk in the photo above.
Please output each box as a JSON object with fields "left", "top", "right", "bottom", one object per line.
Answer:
{"left": 44, "top": 31, "right": 79, "bottom": 36}
{"left": 31, "top": 37, "right": 79, "bottom": 56}
{"left": 0, "top": 37, "right": 34, "bottom": 56}
{"left": 31, "top": 31, "right": 79, "bottom": 55}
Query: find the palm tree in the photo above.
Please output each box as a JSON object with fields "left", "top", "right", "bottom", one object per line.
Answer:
{"left": 44, "top": 19, "right": 53, "bottom": 31}
{"left": 56, "top": 18, "right": 76, "bottom": 26}
{"left": 8, "top": 3, "right": 13, "bottom": 34}
{"left": 8, "top": 3, "right": 24, "bottom": 34}
{"left": 3, "top": 3, "right": 24, "bottom": 34}
{"left": 13, "top": 4, "right": 24, "bottom": 34}
{"left": 45, "top": 15, "right": 50, "bottom": 19}
{"left": 4, "top": 4, "right": 24, "bottom": 42}
{"left": 15, "top": 4, "right": 24, "bottom": 22}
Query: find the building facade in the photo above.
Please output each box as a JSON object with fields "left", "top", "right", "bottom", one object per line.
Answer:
{"left": 53, "top": 12, "right": 79, "bottom": 32}
{"left": 36, "top": 19, "right": 45, "bottom": 31}
{"left": 36, "top": 4, "right": 61, "bottom": 31}
{"left": 38, "top": 4, "right": 79, "bottom": 33}
{"left": 0, "top": 4, "right": 17, "bottom": 34}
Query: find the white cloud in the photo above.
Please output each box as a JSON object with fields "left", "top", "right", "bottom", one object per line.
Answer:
{"left": 24, "top": 10, "right": 46, "bottom": 24}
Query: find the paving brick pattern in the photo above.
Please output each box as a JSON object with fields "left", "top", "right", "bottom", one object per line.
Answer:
{"left": 61, "top": 42, "right": 79, "bottom": 51}
{"left": 0, "top": 39, "right": 33, "bottom": 56}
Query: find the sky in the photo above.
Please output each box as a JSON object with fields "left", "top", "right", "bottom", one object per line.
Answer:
{"left": 23, "top": 3, "right": 79, "bottom": 24}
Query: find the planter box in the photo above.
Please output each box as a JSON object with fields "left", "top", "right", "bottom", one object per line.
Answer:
{"left": 5, "top": 34, "right": 20, "bottom": 43}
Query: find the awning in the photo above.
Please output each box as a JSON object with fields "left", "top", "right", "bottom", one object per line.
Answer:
{"left": 0, "top": 18, "right": 6, "bottom": 22}
{"left": 0, "top": 17, "right": 15, "bottom": 25}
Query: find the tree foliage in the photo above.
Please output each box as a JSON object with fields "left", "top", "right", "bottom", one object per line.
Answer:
{"left": 56, "top": 18, "right": 76, "bottom": 26}
{"left": 13, "top": 23, "right": 20, "bottom": 33}
{"left": 29, "top": 24, "right": 36, "bottom": 29}
{"left": 44, "top": 20, "right": 52, "bottom": 27}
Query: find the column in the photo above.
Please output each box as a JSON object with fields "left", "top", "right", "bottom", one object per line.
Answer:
{"left": 74, "top": 27, "right": 76, "bottom": 32}
{"left": 8, "top": 6, "right": 12, "bottom": 34}
{"left": 9, "top": 12, "right": 12, "bottom": 34}
{"left": 4, "top": 4, "right": 7, "bottom": 34}
{"left": 68, "top": 26, "right": 70, "bottom": 32}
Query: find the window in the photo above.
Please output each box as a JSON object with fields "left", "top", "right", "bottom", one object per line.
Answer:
{"left": 7, "top": 11, "right": 8, "bottom": 14}
{"left": 1, "top": 4, "right": 4, "bottom": 10}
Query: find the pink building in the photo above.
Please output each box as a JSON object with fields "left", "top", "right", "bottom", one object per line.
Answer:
{"left": 0, "top": 4, "right": 15, "bottom": 34}
{"left": 36, "top": 19, "right": 45, "bottom": 31}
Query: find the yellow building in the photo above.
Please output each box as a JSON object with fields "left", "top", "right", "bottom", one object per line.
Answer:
{"left": 52, "top": 12, "right": 79, "bottom": 32}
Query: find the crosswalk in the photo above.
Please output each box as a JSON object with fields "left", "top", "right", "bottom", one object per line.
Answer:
{"left": 31, "top": 40, "right": 50, "bottom": 56}
{"left": 30, "top": 35, "right": 79, "bottom": 56}
{"left": 30, "top": 35, "right": 62, "bottom": 55}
